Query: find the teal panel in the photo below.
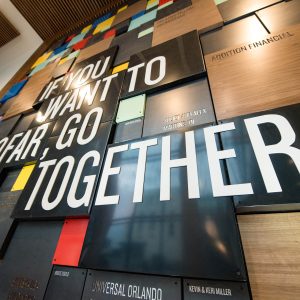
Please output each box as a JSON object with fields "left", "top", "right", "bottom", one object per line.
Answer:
{"left": 128, "top": 9, "right": 157, "bottom": 31}
{"left": 116, "top": 94, "right": 146, "bottom": 123}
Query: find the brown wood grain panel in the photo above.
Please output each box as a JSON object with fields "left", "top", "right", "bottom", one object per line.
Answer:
{"left": 3, "top": 61, "right": 58, "bottom": 120}
{"left": 76, "top": 37, "right": 114, "bottom": 63}
{"left": 238, "top": 213, "right": 300, "bottom": 300}
{"left": 0, "top": 11, "right": 19, "bottom": 47}
{"left": 112, "top": 0, "right": 147, "bottom": 27}
{"left": 152, "top": 0, "right": 223, "bottom": 46}
{"left": 205, "top": 24, "right": 300, "bottom": 120}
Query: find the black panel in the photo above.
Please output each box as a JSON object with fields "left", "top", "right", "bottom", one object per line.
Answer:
{"left": 121, "top": 30, "right": 205, "bottom": 99}
{"left": 61, "top": 46, "right": 118, "bottom": 92}
{"left": 0, "top": 169, "right": 20, "bottom": 192}
{"left": 200, "top": 15, "right": 268, "bottom": 55}
{"left": 256, "top": 0, "right": 300, "bottom": 32}
{"left": 12, "top": 120, "right": 112, "bottom": 219}
{"left": 156, "top": 0, "right": 192, "bottom": 20}
{"left": 82, "top": 270, "right": 181, "bottom": 300}
{"left": 184, "top": 279, "right": 250, "bottom": 299}
{"left": 0, "top": 191, "right": 21, "bottom": 258}
{"left": 143, "top": 78, "right": 215, "bottom": 137}
{"left": 0, "top": 122, "right": 54, "bottom": 168}
{"left": 44, "top": 266, "right": 87, "bottom": 300}
{"left": 0, "top": 221, "right": 63, "bottom": 299}
{"left": 30, "top": 71, "right": 125, "bottom": 129}
{"left": 80, "top": 126, "right": 246, "bottom": 281}
{"left": 218, "top": 0, "right": 283, "bottom": 24}
{"left": 220, "top": 104, "right": 300, "bottom": 213}
{"left": 11, "top": 111, "right": 37, "bottom": 135}
{"left": 0, "top": 115, "right": 20, "bottom": 140}
{"left": 114, "top": 118, "right": 144, "bottom": 143}
{"left": 111, "top": 28, "right": 152, "bottom": 66}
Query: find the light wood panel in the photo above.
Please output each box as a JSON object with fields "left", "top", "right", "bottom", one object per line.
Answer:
{"left": 205, "top": 24, "right": 300, "bottom": 120}
{"left": 11, "top": 0, "right": 126, "bottom": 40}
{"left": 152, "top": 0, "right": 223, "bottom": 46}
{"left": 0, "top": 11, "right": 19, "bottom": 47}
{"left": 238, "top": 213, "right": 300, "bottom": 300}
{"left": 3, "top": 62, "right": 58, "bottom": 120}
{"left": 76, "top": 36, "right": 114, "bottom": 63}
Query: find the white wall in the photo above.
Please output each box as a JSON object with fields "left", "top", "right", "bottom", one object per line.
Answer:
{"left": 0, "top": 0, "right": 43, "bottom": 90}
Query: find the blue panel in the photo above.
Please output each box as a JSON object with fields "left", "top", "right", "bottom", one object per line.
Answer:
{"left": 0, "top": 79, "right": 28, "bottom": 103}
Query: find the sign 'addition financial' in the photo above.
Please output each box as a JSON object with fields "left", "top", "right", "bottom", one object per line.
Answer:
{"left": 12, "top": 108, "right": 112, "bottom": 219}
{"left": 120, "top": 30, "right": 205, "bottom": 99}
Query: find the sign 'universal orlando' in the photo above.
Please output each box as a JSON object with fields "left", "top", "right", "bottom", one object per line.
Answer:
{"left": 5, "top": 30, "right": 299, "bottom": 219}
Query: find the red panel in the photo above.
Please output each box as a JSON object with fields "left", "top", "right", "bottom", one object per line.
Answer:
{"left": 159, "top": 0, "right": 172, "bottom": 5}
{"left": 52, "top": 218, "right": 89, "bottom": 267}
{"left": 103, "top": 28, "right": 116, "bottom": 40}
{"left": 65, "top": 33, "right": 76, "bottom": 43}
{"left": 72, "top": 36, "right": 92, "bottom": 51}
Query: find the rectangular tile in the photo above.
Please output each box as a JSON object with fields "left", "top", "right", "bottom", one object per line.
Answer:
{"left": 128, "top": 8, "right": 157, "bottom": 31}
{"left": 11, "top": 164, "right": 35, "bottom": 191}
{"left": 205, "top": 24, "right": 300, "bottom": 120}
{"left": 82, "top": 270, "right": 181, "bottom": 300}
{"left": 112, "top": 62, "right": 129, "bottom": 74}
{"left": 0, "top": 221, "right": 63, "bottom": 299}
{"left": 44, "top": 266, "right": 87, "bottom": 300}
{"left": 143, "top": 78, "right": 215, "bottom": 137}
{"left": 121, "top": 30, "right": 205, "bottom": 98}
{"left": 0, "top": 115, "right": 20, "bottom": 140}
{"left": 152, "top": 0, "right": 223, "bottom": 46}
{"left": 113, "top": 117, "right": 143, "bottom": 143}
{"left": 156, "top": 0, "right": 192, "bottom": 21}
{"left": 11, "top": 111, "right": 37, "bottom": 135}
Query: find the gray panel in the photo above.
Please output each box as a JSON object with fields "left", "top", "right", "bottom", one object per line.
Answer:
{"left": 0, "top": 221, "right": 63, "bottom": 299}
{"left": 0, "top": 191, "right": 21, "bottom": 258}
{"left": 11, "top": 111, "right": 37, "bottom": 135}
{"left": 0, "top": 115, "right": 20, "bottom": 140}
{"left": 184, "top": 279, "right": 250, "bottom": 299}
{"left": 82, "top": 270, "right": 181, "bottom": 300}
{"left": 143, "top": 79, "right": 215, "bottom": 137}
{"left": 0, "top": 169, "right": 20, "bottom": 192}
{"left": 114, "top": 118, "right": 144, "bottom": 143}
{"left": 200, "top": 15, "right": 268, "bottom": 55}
{"left": 44, "top": 266, "right": 87, "bottom": 300}
{"left": 111, "top": 28, "right": 152, "bottom": 66}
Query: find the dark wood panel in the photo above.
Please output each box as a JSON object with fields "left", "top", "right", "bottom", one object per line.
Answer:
{"left": 0, "top": 11, "right": 19, "bottom": 47}
{"left": 11, "top": 0, "right": 126, "bottom": 40}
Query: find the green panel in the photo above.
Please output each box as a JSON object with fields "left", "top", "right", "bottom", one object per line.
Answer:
{"left": 116, "top": 94, "right": 146, "bottom": 123}
{"left": 215, "top": 0, "right": 228, "bottom": 4}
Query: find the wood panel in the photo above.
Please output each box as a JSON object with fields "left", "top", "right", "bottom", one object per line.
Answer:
{"left": 238, "top": 213, "right": 300, "bottom": 300}
{"left": 0, "top": 11, "right": 19, "bottom": 47}
{"left": 3, "top": 61, "right": 58, "bottom": 120}
{"left": 76, "top": 36, "right": 114, "bottom": 63}
{"left": 11, "top": 0, "right": 126, "bottom": 40}
{"left": 205, "top": 24, "right": 300, "bottom": 120}
{"left": 152, "top": 0, "right": 223, "bottom": 46}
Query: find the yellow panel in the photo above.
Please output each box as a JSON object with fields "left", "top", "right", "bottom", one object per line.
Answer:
{"left": 81, "top": 24, "right": 92, "bottom": 34}
{"left": 31, "top": 52, "right": 52, "bottom": 69}
{"left": 112, "top": 62, "right": 129, "bottom": 74}
{"left": 93, "top": 16, "right": 115, "bottom": 35}
{"left": 11, "top": 164, "right": 35, "bottom": 191}
{"left": 117, "top": 5, "right": 128, "bottom": 13}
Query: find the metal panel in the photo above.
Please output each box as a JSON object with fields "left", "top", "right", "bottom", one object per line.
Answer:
{"left": 0, "top": 116, "right": 20, "bottom": 140}
{"left": 11, "top": 111, "right": 37, "bottom": 135}
{"left": 156, "top": 0, "right": 192, "bottom": 20}
{"left": 121, "top": 30, "right": 205, "bottom": 99}
{"left": 143, "top": 78, "right": 215, "bottom": 137}
{"left": 44, "top": 266, "right": 87, "bottom": 300}
{"left": 220, "top": 104, "right": 300, "bottom": 213}
{"left": 184, "top": 279, "right": 250, "bottom": 299}
{"left": 80, "top": 126, "right": 246, "bottom": 281}
{"left": 114, "top": 118, "right": 144, "bottom": 143}
{"left": 0, "top": 221, "right": 63, "bottom": 299}
{"left": 82, "top": 270, "right": 181, "bottom": 300}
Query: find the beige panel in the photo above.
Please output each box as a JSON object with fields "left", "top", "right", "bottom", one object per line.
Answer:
{"left": 238, "top": 213, "right": 300, "bottom": 300}
{"left": 112, "top": 0, "right": 147, "bottom": 27}
{"left": 76, "top": 37, "right": 114, "bottom": 63}
{"left": 205, "top": 24, "right": 300, "bottom": 120}
{"left": 152, "top": 0, "right": 223, "bottom": 46}
{"left": 3, "top": 62, "right": 57, "bottom": 119}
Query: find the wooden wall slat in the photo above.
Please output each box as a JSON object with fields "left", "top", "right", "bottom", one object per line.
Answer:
{"left": 0, "top": 11, "right": 19, "bottom": 47}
